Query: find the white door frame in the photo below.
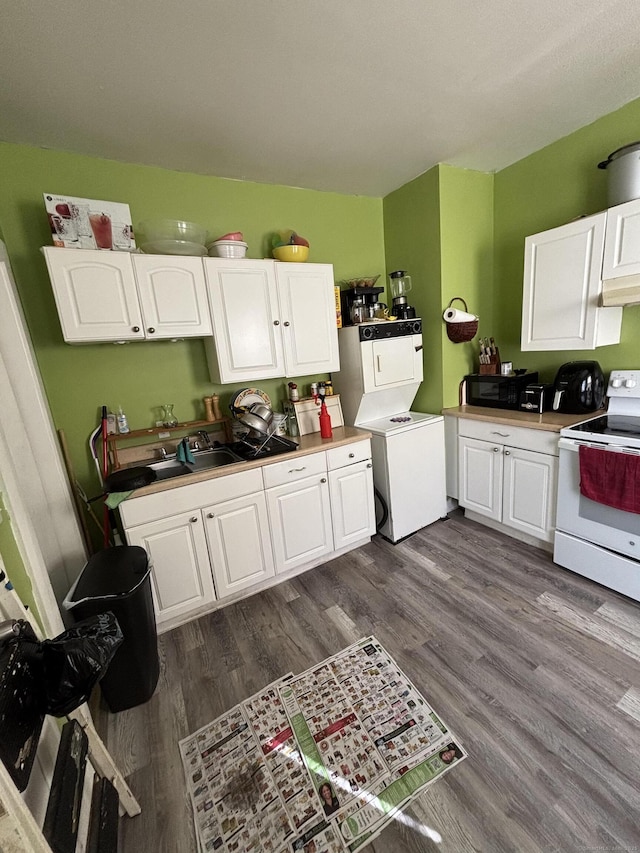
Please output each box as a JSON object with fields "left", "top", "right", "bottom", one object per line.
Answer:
{"left": 0, "top": 243, "right": 87, "bottom": 613}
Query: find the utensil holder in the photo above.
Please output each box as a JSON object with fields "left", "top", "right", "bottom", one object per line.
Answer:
{"left": 479, "top": 347, "right": 501, "bottom": 374}
{"left": 444, "top": 298, "right": 479, "bottom": 343}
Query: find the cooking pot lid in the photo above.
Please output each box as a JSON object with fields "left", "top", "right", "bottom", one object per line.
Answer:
{"left": 598, "top": 141, "right": 640, "bottom": 169}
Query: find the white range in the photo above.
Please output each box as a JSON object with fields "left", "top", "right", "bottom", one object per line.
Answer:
{"left": 555, "top": 369, "right": 640, "bottom": 601}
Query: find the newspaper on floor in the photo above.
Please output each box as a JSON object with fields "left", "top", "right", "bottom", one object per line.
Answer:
{"left": 179, "top": 637, "right": 466, "bottom": 853}
{"left": 278, "top": 637, "right": 466, "bottom": 851}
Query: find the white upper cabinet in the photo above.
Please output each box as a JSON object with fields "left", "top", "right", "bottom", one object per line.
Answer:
{"left": 602, "top": 198, "right": 640, "bottom": 280}
{"left": 521, "top": 212, "right": 622, "bottom": 351}
{"left": 43, "top": 247, "right": 144, "bottom": 342}
{"left": 203, "top": 259, "right": 284, "bottom": 382}
{"left": 131, "top": 254, "right": 211, "bottom": 339}
{"left": 42, "top": 247, "right": 211, "bottom": 343}
{"left": 203, "top": 259, "right": 339, "bottom": 383}
{"left": 275, "top": 263, "right": 340, "bottom": 377}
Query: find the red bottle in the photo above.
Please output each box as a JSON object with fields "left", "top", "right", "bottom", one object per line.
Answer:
{"left": 319, "top": 400, "right": 333, "bottom": 438}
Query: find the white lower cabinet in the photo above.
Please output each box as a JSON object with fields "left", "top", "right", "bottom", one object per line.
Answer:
{"left": 266, "top": 476, "right": 333, "bottom": 573}
{"left": 125, "top": 510, "right": 216, "bottom": 626}
{"left": 458, "top": 420, "right": 558, "bottom": 544}
{"left": 121, "top": 440, "right": 374, "bottom": 629}
{"left": 328, "top": 460, "right": 375, "bottom": 549}
{"left": 203, "top": 491, "right": 275, "bottom": 597}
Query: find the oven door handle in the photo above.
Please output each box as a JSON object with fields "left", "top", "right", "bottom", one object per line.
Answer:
{"left": 559, "top": 437, "right": 640, "bottom": 455}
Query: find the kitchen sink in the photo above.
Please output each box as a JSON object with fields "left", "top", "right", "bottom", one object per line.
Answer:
{"left": 146, "top": 447, "right": 243, "bottom": 481}
{"left": 187, "top": 448, "right": 243, "bottom": 470}
{"left": 146, "top": 459, "right": 192, "bottom": 481}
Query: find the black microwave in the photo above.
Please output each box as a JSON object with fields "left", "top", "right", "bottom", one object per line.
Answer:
{"left": 464, "top": 372, "right": 539, "bottom": 409}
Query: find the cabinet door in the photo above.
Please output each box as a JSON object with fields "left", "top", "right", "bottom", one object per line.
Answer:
{"left": 503, "top": 447, "right": 558, "bottom": 543}
{"left": 329, "top": 460, "right": 375, "bottom": 549}
{"left": 203, "top": 259, "right": 284, "bottom": 382}
{"left": 125, "top": 511, "right": 215, "bottom": 627}
{"left": 203, "top": 492, "right": 275, "bottom": 598}
{"left": 276, "top": 263, "right": 339, "bottom": 376}
{"left": 458, "top": 436, "right": 502, "bottom": 521}
{"left": 520, "top": 213, "right": 616, "bottom": 351}
{"left": 266, "top": 475, "right": 333, "bottom": 573}
{"left": 132, "top": 255, "right": 212, "bottom": 338}
{"left": 602, "top": 198, "right": 640, "bottom": 279}
{"left": 42, "top": 247, "right": 144, "bottom": 342}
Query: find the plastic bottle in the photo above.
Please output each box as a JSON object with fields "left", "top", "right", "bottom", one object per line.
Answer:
{"left": 319, "top": 400, "right": 333, "bottom": 439}
{"left": 116, "top": 407, "right": 130, "bottom": 434}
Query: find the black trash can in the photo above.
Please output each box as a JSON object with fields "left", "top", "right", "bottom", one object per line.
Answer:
{"left": 63, "top": 546, "right": 159, "bottom": 712}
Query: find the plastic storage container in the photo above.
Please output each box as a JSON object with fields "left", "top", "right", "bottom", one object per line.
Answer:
{"left": 63, "top": 546, "right": 159, "bottom": 712}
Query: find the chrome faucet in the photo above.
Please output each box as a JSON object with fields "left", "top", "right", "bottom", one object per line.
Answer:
{"left": 197, "top": 430, "right": 212, "bottom": 450}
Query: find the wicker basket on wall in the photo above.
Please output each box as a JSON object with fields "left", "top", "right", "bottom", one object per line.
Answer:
{"left": 444, "top": 298, "right": 479, "bottom": 343}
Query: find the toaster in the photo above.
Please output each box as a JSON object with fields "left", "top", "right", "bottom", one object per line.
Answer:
{"left": 520, "top": 383, "right": 554, "bottom": 413}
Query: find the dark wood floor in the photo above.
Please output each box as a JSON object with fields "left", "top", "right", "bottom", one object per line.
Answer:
{"left": 96, "top": 511, "right": 640, "bottom": 852}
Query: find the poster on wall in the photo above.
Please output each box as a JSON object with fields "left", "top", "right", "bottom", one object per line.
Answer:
{"left": 43, "top": 193, "right": 136, "bottom": 251}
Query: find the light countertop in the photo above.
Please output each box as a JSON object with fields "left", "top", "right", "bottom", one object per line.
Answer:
{"left": 120, "top": 426, "right": 372, "bottom": 499}
{"left": 441, "top": 405, "right": 605, "bottom": 432}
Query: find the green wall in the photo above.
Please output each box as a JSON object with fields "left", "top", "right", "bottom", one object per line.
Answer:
{"left": 439, "top": 165, "right": 494, "bottom": 407}
{"left": 383, "top": 166, "right": 442, "bottom": 412}
{"left": 383, "top": 164, "right": 494, "bottom": 411}
{"left": 0, "top": 142, "right": 385, "bottom": 500}
{"left": 494, "top": 97, "right": 640, "bottom": 383}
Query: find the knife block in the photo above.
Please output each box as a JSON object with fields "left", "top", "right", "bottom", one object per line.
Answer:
{"left": 478, "top": 348, "right": 501, "bottom": 374}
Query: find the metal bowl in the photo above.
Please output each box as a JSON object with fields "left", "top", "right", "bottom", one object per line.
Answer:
{"left": 249, "top": 404, "right": 273, "bottom": 423}
{"left": 239, "top": 411, "right": 270, "bottom": 436}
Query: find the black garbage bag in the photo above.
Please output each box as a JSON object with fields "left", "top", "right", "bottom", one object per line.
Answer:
{"left": 41, "top": 612, "right": 123, "bottom": 716}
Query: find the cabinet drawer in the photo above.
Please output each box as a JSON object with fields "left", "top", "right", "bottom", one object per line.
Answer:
{"left": 119, "top": 468, "right": 263, "bottom": 527}
{"left": 262, "top": 451, "right": 326, "bottom": 489}
{"left": 457, "top": 419, "right": 559, "bottom": 456}
{"left": 326, "top": 440, "right": 371, "bottom": 471}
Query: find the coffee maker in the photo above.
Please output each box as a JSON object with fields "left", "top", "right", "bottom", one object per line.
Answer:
{"left": 389, "top": 270, "right": 416, "bottom": 319}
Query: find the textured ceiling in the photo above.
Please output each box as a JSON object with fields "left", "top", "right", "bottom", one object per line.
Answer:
{"left": 2, "top": 0, "right": 640, "bottom": 196}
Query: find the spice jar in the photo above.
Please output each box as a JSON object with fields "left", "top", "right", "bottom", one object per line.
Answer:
{"left": 288, "top": 382, "right": 299, "bottom": 402}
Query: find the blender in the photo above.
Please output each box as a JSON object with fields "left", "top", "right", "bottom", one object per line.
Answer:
{"left": 389, "top": 270, "right": 415, "bottom": 319}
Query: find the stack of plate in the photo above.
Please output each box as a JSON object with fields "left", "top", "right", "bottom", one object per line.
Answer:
{"left": 229, "top": 388, "right": 271, "bottom": 417}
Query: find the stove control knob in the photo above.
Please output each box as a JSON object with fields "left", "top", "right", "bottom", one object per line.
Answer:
{"left": 624, "top": 379, "right": 637, "bottom": 388}
{"left": 611, "top": 378, "right": 622, "bottom": 388}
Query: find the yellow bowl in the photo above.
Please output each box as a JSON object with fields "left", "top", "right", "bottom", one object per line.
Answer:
{"left": 272, "top": 244, "right": 309, "bottom": 262}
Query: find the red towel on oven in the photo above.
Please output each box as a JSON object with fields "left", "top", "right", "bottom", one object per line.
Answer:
{"left": 579, "top": 444, "right": 640, "bottom": 514}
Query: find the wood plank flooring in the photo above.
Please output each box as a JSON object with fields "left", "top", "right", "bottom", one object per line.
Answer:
{"left": 95, "top": 511, "right": 640, "bottom": 852}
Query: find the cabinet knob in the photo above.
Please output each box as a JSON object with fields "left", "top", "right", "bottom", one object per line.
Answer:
{"left": 493, "top": 447, "right": 500, "bottom": 452}
{"left": 207, "top": 512, "right": 214, "bottom": 519}
{"left": 504, "top": 450, "right": 511, "bottom": 456}
{"left": 283, "top": 321, "right": 290, "bottom": 327}
{"left": 349, "top": 452, "right": 355, "bottom": 458}
{"left": 190, "top": 516, "right": 198, "bottom": 523}
{"left": 367, "top": 462, "right": 372, "bottom": 468}
{"left": 273, "top": 320, "right": 280, "bottom": 326}
{"left": 148, "top": 327, "right": 156, "bottom": 334}
{"left": 320, "top": 477, "right": 327, "bottom": 483}
{"left": 132, "top": 326, "right": 140, "bottom": 333}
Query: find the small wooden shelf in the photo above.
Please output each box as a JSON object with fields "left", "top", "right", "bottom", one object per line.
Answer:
{"left": 106, "top": 418, "right": 229, "bottom": 443}
{"left": 107, "top": 418, "right": 232, "bottom": 469}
